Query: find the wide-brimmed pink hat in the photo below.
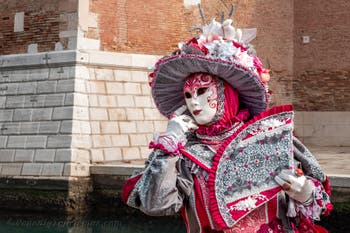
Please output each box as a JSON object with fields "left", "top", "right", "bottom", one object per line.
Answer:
{"left": 149, "top": 19, "right": 270, "bottom": 118}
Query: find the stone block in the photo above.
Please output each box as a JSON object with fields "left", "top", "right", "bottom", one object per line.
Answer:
{"left": 63, "top": 163, "right": 90, "bottom": 176}
{"left": 79, "top": 121, "right": 91, "bottom": 134}
{"left": 47, "top": 135, "right": 72, "bottom": 148}
{"left": 45, "top": 94, "right": 65, "bottom": 107}
{"left": 22, "top": 163, "right": 43, "bottom": 176}
{"left": 90, "top": 121, "right": 100, "bottom": 134}
{"left": 108, "top": 108, "right": 127, "bottom": 121}
{"left": 88, "top": 95, "right": 99, "bottom": 106}
{"left": 136, "top": 121, "right": 154, "bottom": 133}
{"left": 140, "top": 147, "right": 152, "bottom": 159}
{"left": 0, "top": 83, "right": 18, "bottom": 95}
{"left": 25, "top": 136, "right": 47, "bottom": 148}
{"left": 71, "top": 135, "right": 91, "bottom": 148}
{"left": 46, "top": 66, "right": 75, "bottom": 80}
{"left": 101, "top": 121, "right": 119, "bottom": 134}
{"left": 25, "top": 95, "right": 46, "bottom": 108}
{"left": 131, "top": 71, "right": 148, "bottom": 83}
{"left": 123, "top": 83, "right": 141, "bottom": 95}
{"left": 74, "top": 93, "right": 89, "bottom": 106}
{"left": 88, "top": 81, "right": 106, "bottom": 94}
{"left": 91, "top": 149, "right": 104, "bottom": 163}
{"left": 153, "top": 120, "right": 168, "bottom": 133}
{"left": 144, "top": 108, "right": 165, "bottom": 121}
{"left": 0, "top": 110, "right": 13, "bottom": 122}
{"left": 75, "top": 66, "right": 90, "bottom": 80}
{"left": 89, "top": 52, "right": 132, "bottom": 68}
{"left": 0, "top": 96, "right": 6, "bottom": 108}
{"left": 119, "top": 121, "right": 137, "bottom": 133}
{"left": 60, "top": 120, "right": 73, "bottom": 134}
{"left": 141, "top": 83, "right": 151, "bottom": 95}
{"left": 122, "top": 147, "right": 141, "bottom": 160}
{"left": 111, "top": 134, "right": 129, "bottom": 147}
{"left": 146, "top": 134, "right": 153, "bottom": 143}
{"left": 15, "top": 149, "right": 35, "bottom": 162}
{"left": 129, "top": 134, "right": 148, "bottom": 146}
{"left": 32, "top": 108, "right": 53, "bottom": 121}
{"left": 0, "top": 136, "right": 7, "bottom": 148}
{"left": 95, "top": 69, "right": 114, "bottom": 81}
{"left": 20, "top": 122, "right": 40, "bottom": 134}
{"left": 126, "top": 108, "right": 144, "bottom": 120}
{"left": 104, "top": 148, "right": 122, "bottom": 161}
{"left": 7, "top": 136, "right": 26, "bottom": 148}
{"left": 41, "top": 163, "right": 64, "bottom": 176}
{"left": 0, "top": 150, "right": 15, "bottom": 162}
{"left": 52, "top": 106, "right": 73, "bottom": 120}
{"left": 74, "top": 79, "right": 86, "bottom": 93}
{"left": 131, "top": 54, "right": 160, "bottom": 68}
{"left": 37, "top": 80, "right": 57, "bottom": 94}
{"left": 6, "top": 96, "right": 25, "bottom": 108}
{"left": 89, "top": 108, "right": 108, "bottom": 120}
{"left": 72, "top": 149, "right": 90, "bottom": 163}
{"left": 134, "top": 96, "right": 153, "bottom": 108}
{"left": 117, "top": 95, "right": 135, "bottom": 107}
{"left": 59, "top": 30, "right": 77, "bottom": 38}
{"left": 55, "top": 149, "right": 71, "bottom": 162}
{"left": 98, "top": 95, "right": 117, "bottom": 107}
{"left": 106, "top": 82, "right": 123, "bottom": 94}
{"left": 92, "top": 135, "right": 112, "bottom": 148}
{"left": 13, "top": 109, "right": 33, "bottom": 121}
{"left": 114, "top": 70, "right": 132, "bottom": 82}
{"left": 0, "top": 163, "right": 23, "bottom": 176}
{"left": 77, "top": 37, "right": 100, "bottom": 50}
{"left": 39, "top": 122, "right": 60, "bottom": 134}
{"left": 31, "top": 68, "right": 50, "bottom": 81}
{"left": 88, "top": 68, "right": 96, "bottom": 80}
{"left": 34, "top": 149, "right": 56, "bottom": 162}
{"left": 17, "top": 82, "right": 37, "bottom": 95}
{"left": 57, "top": 79, "right": 75, "bottom": 92}
{"left": 65, "top": 93, "right": 74, "bottom": 105}
{"left": 1, "top": 122, "right": 20, "bottom": 135}
{"left": 73, "top": 107, "right": 89, "bottom": 120}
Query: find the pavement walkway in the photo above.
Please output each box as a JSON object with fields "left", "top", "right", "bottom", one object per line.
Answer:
{"left": 309, "top": 146, "right": 350, "bottom": 175}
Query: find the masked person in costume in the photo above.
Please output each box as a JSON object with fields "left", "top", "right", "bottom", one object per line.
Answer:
{"left": 122, "top": 15, "right": 332, "bottom": 233}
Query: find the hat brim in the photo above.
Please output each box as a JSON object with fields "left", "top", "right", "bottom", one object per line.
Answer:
{"left": 151, "top": 54, "right": 267, "bottom": 118}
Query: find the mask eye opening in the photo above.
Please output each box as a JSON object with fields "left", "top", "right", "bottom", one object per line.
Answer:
{"left": 184, "top": 92, "right": 192, "bottom": 98}
{"left": 197, "top": 88, "right": 207, "bottom": 96}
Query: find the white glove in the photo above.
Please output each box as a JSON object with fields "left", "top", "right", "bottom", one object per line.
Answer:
{"left": 153, "top": 106, "right": 198, "bottom": 154}
{"left": 165, "top": 115, "right": 198, "bottom": 136}
{"left": 275, "top": 169, "right": 314, "bottom": 205}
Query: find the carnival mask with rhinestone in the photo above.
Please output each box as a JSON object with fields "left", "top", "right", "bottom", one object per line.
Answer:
{"left": 183, "top": 73, "right": 222, "bottom": 125}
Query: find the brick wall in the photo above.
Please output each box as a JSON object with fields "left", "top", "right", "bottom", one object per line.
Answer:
{"left": 293, "top": 0, "right": 350, "bottom": 111}
{"left": 0, "top": 0, "right": 78, "bottom": 55}
{"left": 88, "top": 0, "right": 294, "bottom": 106}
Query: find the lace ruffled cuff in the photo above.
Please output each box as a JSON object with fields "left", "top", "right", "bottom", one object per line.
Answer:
{"left": 149, "top": 132, "right": 186, "bottom": 155}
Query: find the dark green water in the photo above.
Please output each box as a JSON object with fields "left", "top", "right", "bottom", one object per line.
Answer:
{"left": 0, "top": 213, "right": 186, "bottom": 233}
{"left": 0, "top": 203, "right": 349, "bottom": 233}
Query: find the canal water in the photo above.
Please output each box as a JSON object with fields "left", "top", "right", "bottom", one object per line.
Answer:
{"left": 0, "top": 213, "right": 186, "bottom": 233}
{"left": 0, "top": 204, "right": 349, "bottom": 233}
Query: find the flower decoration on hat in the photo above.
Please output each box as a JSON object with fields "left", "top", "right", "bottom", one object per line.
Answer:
{"left": 149, "top": 4, "right": 271, "bottom": 119}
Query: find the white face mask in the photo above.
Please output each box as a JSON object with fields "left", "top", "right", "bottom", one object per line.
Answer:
{"left": 183, "top": 73, "right": 218, "bottom": 125}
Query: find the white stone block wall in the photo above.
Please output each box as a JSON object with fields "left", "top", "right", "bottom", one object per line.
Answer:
{"left": 0, "top": 66, "right": 78, "bottom": 177}
{"left": 294, "top": 111, "right": 350, "bottom": 146}
{"left": 79, "top": 55, "right": 167, "bottom": 163}
{"left": 0, "top": 50, "right": 168, "bottom": 177}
